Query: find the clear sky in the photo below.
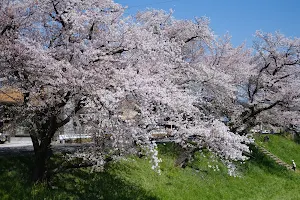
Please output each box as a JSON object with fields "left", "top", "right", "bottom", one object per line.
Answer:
{"left": 115, "top": 0, "right": 300, "bottom": 46}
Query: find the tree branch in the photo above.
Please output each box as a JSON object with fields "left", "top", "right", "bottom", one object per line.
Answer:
{"left": 184, "top": 36, "right": 199, "bottom": 43}
{"left": 56, "top": 97, "right": 87, "bottom": 128}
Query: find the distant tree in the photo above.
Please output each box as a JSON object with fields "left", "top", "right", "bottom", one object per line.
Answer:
{"left": 188, "top": 31, "right": 300, "bottom": 134}
{"left": 234, "top": 31, "right": 300, "bottom": 132}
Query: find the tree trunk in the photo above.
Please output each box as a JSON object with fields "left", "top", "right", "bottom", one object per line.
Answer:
{"left": 32, "top": 147, "right": 48, "bottom": 182}
{"left": 29, "top": 100, "right": 84, "bottom": 182}
{"left": 30, "top": 115, "right": 57, "bottom": 183}
{"left": 31, "top": 133, "right": 54, "bottom": 183}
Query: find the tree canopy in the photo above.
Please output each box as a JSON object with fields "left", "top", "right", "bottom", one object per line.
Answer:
{"left": 1, "top": 0, "right": 299, "bottom": 182}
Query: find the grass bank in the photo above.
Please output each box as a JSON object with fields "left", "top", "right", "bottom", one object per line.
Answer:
{"left": 0, "top": 141, "right": 300, "bottom": 200}
{"left": 255, "top": 134, "right": 300, "bottom": 167}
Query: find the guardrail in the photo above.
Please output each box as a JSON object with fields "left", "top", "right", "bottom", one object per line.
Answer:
{"left": 58, "top": 134, "right": 92, "bottom": 143}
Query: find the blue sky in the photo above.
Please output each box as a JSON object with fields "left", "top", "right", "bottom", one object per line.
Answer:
{"left": 115, "top": 0, "right": 300, "bottom": 46}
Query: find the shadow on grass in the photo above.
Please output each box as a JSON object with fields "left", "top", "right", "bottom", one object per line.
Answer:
{"left": 52, "top": 167, "right": 158, "bottom": 200}
{"left": 0, "top": 155, "right": 158, "bottom": 200}
{"left": 157, "top": 142, "right": 182, "bottom": 158}
{"left": 0, "top": 155, "right": 35, "bottom": 200}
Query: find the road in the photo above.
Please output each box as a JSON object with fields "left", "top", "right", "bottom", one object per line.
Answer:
{"left": 0, "top": 137, "right": 92, "bottom": 156}
{"left": 0, "top": 137, "right": 33, "bottom": 147}
{"left": 0, "top": 136, "right": 176, "bottom": 156}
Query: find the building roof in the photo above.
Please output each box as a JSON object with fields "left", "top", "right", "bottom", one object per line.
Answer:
{"left": 0, "top": 87, "right": 23, "bottom": 104}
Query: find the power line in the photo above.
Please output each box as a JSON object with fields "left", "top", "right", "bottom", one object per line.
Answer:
{"left": 125, "top": 0, "right": 179, "bottom": 10}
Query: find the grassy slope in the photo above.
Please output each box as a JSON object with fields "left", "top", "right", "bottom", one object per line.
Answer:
{"left": 111, "top": 143, "right": 300, "bottom": 200}
{"left": 0, "top": 140, "right": 300, "bottom": 200}
{"left": 255, "top": 134, "right": 300, "bottom": 167}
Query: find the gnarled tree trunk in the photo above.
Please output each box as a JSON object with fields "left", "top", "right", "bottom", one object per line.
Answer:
{"left": 30, "top": 115, "right": 57, "bottom": 182}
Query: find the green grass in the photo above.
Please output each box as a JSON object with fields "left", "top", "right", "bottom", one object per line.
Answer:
{"left": 109, "top": 143, "right": 300, "bottom": 200}
{"left": 0, "top": 154, "right": 157, "bottom": 200}
{"left": 255, "top": 134, "right": 300, "bottom": 167}
{"left": 1, "top": 140, "right": 300, "bottom": 200}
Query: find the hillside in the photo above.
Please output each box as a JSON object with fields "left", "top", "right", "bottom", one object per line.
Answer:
{"left": 1, "top": 139, "right": 300, "bottom": 200}
{"left": 255, "top": 134, "right": 300, "bottom": 168}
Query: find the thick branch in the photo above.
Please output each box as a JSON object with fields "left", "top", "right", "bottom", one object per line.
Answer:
{"left": 92, "top": 48, "right": 129, "bottom": 63}
{"left": 184, "top": 36, "right": 199, "bottom": 43}
{"left": 242, "top": 100, "right": 282, "bottom": 124}
{"left": 56, "top": 97, "right": 86, "bottom": 128}
{"left": 1, "top": 24, "right": 13, "bottom": 35}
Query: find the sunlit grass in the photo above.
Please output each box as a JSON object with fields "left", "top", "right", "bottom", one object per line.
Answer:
{"left": 255, "top": 134, "right": 300, "bottom": 167}
{"left": 110, "top": 143, "right": 300, "bottom": 200}
{"left": 0, "top": 140, "right": 300, "bottom": 200}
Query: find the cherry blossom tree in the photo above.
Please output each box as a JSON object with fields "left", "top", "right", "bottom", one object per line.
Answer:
{"left": 185, "top": 30, "right": 300, "bottom": 134}
{"left": 176, "top": 32, "right": 253, "bottom": 133}
{"left": 234, "top": 31, "right": 300, "bottom": 132}
{"left": 1, "top": 0, "right": 128, "bottom": 182}
{"left": 0, "top": 1, "right": 251, "bottom": 182}
{"left": 197, "top": 34, "right": 253, "bottom": 121}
